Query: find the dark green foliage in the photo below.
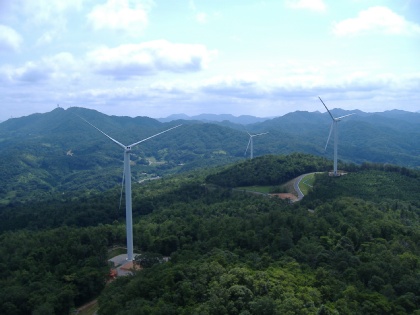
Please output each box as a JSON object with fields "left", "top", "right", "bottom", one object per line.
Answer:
{"left": 206, "top": 153, "right": 331, "bottom": 187}
{"left": 135, "top": 252, "right": 164, "bottom": 268}
{"left": 0, "top": 226, "right": 111, "bottom": 314}
{"left": 98, "top": 252, "right": 322, "bottom": 315}
{"left": 0, "top": 189, "right": 124, "bottom": 232}
{"left": 94, "top": 160, "right": 419, "bottom": 314}
{"left": 304, "top": 164, "right": 420, "bottom": 204}
{"left": 0, "top": 152, "right": 419, "bottom": 314}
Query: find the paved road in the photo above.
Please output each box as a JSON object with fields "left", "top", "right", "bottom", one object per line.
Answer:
{"left": 293, "top": 172, "right": 320, "bottom": 201}
{"left": 293, "top": 174, "right": 306, "bottom": 201}
{"left": 233, "top": 172, "right": 320, "bottom": 202}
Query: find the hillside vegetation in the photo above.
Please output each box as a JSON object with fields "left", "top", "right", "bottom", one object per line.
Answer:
{"left": 98, "top": 162, "right": 420, "bottom": 314}
{"left": 1, "top": 108, "right": 419, "bottom": 314}
{"left": 1, "top": 107, "right": 420, "bottom": 205}
{"left": 0, "top": 155, "right": 419, "bottom": 314}
{"left": 206, "top": 153, "right": 331, "bottom": 187}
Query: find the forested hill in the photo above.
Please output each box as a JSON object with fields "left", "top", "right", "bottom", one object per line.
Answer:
{"left": 0, "top": 107, "right": 244, "bottom": 205}
{"left": 1, "top": 107, "right": 419, "bottom": 206}
{"left": 206, "top": 153, "right": 331, "bottom": 187}
{"left": 304, "top": 165, "right": 420, "bottom": 205}
{"left": 95, "top": 161, "right": 420, "bottom": 315}
{"left": 0, "top": 154, "right": 419, "bottom": 314}
{"left": 252, "top": 109, "right": 420, "bottom": 167}
{"left": 158, "top": 113, "right": 271, "bottom": 124}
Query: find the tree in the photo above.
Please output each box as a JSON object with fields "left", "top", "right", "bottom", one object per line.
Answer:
{"left": 135, "top": 252, "right": 163, "bottom": 268}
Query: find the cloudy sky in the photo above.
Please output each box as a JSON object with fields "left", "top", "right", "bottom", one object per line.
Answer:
{"left": 0, "top": 0, "right": 419, "bottom": 121}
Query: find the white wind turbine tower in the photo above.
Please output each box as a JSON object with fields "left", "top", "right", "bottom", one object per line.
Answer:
{"left": 319, "top": 96, "right": 354, "bottom": 176}
{"left": 245, "top": 132, "right": 268, "bottom": 159}
{"left": 80, "top": 116, "right": 181, "bottom": 261}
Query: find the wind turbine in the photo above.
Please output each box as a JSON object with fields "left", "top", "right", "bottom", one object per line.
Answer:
{"left": 244, "top": 132, "right": 268, "bottom": 159}
{"left": 79, "top": 116, "right": 181, "bottom": 261}
{"left": 318, "top": 96, "right": 354, "bottom": 176}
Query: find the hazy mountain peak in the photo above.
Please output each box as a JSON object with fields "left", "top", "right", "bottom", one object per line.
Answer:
{"left": 158, "top": 113, "right": 274, "bottom": 125}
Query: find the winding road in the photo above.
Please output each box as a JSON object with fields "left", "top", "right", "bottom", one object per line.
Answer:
{"left": 293, "top": 174, "right": 306, "bottom": 201}
{"left": 293, "top": 172, "right": 320, "bottom": 201}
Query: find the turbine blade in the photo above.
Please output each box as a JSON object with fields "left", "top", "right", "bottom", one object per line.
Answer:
{"left": 325, "top": 122, "right": 334, "bottom": 151}
{"left": 244, "top": 137, "right": 251, "bottom": 155}
{"left": 129, "top": 124, "right": 182, "bottom": 148}
{"left": 336, "top": 113, "right": 355, "bottom": 120}
{"left": 78, "top": 115, "right": 126, "bottom": 149}
{"left": 318, "top": 96, "right": 335, "bottom": 120}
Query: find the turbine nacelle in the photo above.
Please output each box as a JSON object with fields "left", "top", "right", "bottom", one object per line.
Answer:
{"left": 318, "top": 96, "right": 354, "bottom": 122}
{"left": 244, "top": 131, "right": 268, "bottom": 159}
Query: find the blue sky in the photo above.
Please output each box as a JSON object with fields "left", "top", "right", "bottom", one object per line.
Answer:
{"left": 0, "top": 0, "right": 419, "bottom": 121}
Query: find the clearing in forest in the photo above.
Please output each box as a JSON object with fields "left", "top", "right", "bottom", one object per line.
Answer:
{"left": 235, "top": 172, "right": 320, "bottom": 202}
{"left": 298, "top": 173, "right": 316, "bottom": 196}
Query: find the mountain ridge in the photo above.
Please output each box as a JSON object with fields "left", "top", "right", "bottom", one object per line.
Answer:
{"left": 157, "top": 113, "right": 274, "bottom": 124}
{"left": 1, "top": 106, "right": 419, "bottom": 205}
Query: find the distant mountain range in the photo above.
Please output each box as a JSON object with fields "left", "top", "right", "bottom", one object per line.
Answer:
{"left": 1, "top": 106, "right": 419, "bottom": 205}
{"left": 158, "top": 113, "right": 273, "bottom": 124}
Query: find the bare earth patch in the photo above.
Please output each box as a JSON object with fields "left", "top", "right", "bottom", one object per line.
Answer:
{"left": 271, "top": 193, "right": 298, "bottom": 202}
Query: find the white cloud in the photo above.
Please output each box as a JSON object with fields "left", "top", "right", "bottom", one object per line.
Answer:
{"left": 87, "top": 40, "right": 217, "bottom": 79}
{"left": 201, "top": 75, "right": 265, "bottom": 99}
{"left": 189, "top": 0, "right": 197, "bottom": 11}
{"left": 196, "top": 12, "right": 208, "bottom": 24}
{"left": 1, "top": 52, "right": 78, "bottom": 83}
{"left": 192, "top": 70, "right": 416, "bottom": 104}
{"left": 22, "top": 0, "right": 84, "bottom": 23}
{"left": 0, "top": 25, "right": 22, "bottom": 52}
{"left": 189, "top": 0, "right": 217, "bottom": 24}
{"left": 285, "top": 0, "right": 326, "bottom": 12}
{"left": 15, "top": 0, "right": 86, "bottom": 44}
{"left": 36, "top": 31, "right": 58, "bottom": 46}
{"left": 4, "top": 62, "right": 52, "bottom": 83}
{"left": 21, "top": 66, "right": 54, "bottom": 82}
{"left": 87, "top": 0, "right": 151, "bottom": 35}
{"left": 333, "top": 6, "right": 420, "bottom": 36}
{"left": 20, "top": 0, "right": 85, "bottom": 25}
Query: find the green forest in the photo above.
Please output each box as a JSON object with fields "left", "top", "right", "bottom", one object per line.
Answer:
{"left": 1, "top": 107, "right": 420, "bottom": 206}
{"left": 0, "top": 153, "right": 419, "bottom": 314}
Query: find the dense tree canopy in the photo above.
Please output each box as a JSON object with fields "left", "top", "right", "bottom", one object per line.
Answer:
{"left": 0, "top": 154, "right": 419, "bottom": 314}
{"left": 206, "top": 153, "right": 332, "bottom": 187}
{"left": 101, "top": 160, "right": 420, "bottom": 314}
{"left": 0, "top": 226, "right": 111, "bottom": 314}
